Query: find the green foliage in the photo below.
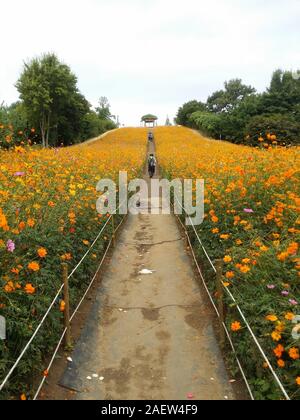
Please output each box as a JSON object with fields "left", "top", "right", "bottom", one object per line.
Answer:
{"left": 16, "top": 54, "right": 80, "bottom": 147}
{"left": 14, "top": 53, "right": 116, "bottom": 148}
{"left": 175, "top": 100, "right": 206, "bottom": 126}
{"left": 245, "top": 114, "right": 300, "bottom": 146}
{"left": 189, "top": 111, "right": 223, "bottom": 138}
{"left": 96, "top": 97, "right": 113, "bottom": 121}
{"left": 207, "top": 79, "right": 256, "bottom": 113}
{"left": 81, "top": 112, "right": 116, "bottom": 140}
{"left": 178, "top": 71, "right": 300, "bottom": 146}
{"left": 0, "top": 102, "right": 38, "bottom": 149}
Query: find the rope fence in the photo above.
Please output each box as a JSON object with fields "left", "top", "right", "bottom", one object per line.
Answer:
{"left": 0, "top": 204, "right": 127, "bottom": 398}
{"left": 0, "top": 192, "right": 291, "bottom": 401}
{"left": 173, "top": 193, "right": 291, "bottom": 401}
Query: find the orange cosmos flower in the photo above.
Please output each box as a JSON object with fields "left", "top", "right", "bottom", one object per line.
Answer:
{"left": 285, "top": 313, "right": 295, "bottom": 321}
{"left": 266, "top": 315, "right": 278, "bottom": 322}
{"left": 231, "top": 322, "right": 242, "bottom": 332}
{"left": 24, "top": 283, "right": 36, "bottom": 294}
{"left": 240, "top": 265, "right": 251, "bottom": 274}
{"left": 273, "top": 344, "right": 284, "bottom": 358}
{"left": 289, "top": 348, "right": 299, "bottom": 360}
{"left": 61, "top": 253, "right": 72, "bottom": 261}
{"left": 19, "top": 221, "right": 26, "bottom": 231}
{"left": 28, "top": 262, "right": 40, "bottom": 272}
{"left": 223, "top": 256, "right": 232, "bottom": 263}
{"left": 60, "top": 300, "right": 66, "bottom": 312}
{"left": 4, "top": 281, "right": 15, "bottom": 293}
{"left": 37, "top": 248, "right": 47, "bottom": 258}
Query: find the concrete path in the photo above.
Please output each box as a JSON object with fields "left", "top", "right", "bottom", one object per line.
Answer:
{"left": 59, "top": 142, "right": 235, "bottom": 400}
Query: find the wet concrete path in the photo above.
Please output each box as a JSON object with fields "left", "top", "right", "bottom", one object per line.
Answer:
{"left": 59, "top": 142, "right": 235, "bottom": 400}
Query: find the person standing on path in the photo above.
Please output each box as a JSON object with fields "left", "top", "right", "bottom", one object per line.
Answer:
{"left": 148, "top": 153, "right": 157, "bottom": 178}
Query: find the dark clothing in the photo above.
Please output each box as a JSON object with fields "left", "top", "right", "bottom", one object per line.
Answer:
{"left": 148, "top": 156, "right": 156, "bottom": 178}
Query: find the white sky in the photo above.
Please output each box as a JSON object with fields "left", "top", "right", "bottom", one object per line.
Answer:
{"left": 1, "top": 0, "right": 300, "bottom": 126}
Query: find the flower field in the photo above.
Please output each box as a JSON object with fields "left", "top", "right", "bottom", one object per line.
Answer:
{"left": 155, "top": 126, "right": 300, "bottom": 400}
{"left": 0, "top": 128, "right": 147, "bottom": 398}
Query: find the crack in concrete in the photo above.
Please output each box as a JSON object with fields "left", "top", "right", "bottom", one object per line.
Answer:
{"left": 104, "top": 304, "right": 203, "bottom": 311}
{"left": 120, "top": 238, "right": 183, "bottom": 247}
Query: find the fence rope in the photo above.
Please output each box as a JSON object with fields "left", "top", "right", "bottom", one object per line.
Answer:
{"left": 0, "top": 284, "right": 64, "bottom": 392}
{"left": 173, "top": 194, "right": 291, "bottom": 401}
{"left": 33, "top": 213, "right": 127, "bottom": 400}
{"left": 0, "top": 204, "right": 124, "bottom": 394}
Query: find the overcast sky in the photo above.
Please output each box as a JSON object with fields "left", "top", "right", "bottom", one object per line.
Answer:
{"left": 1, "top": 0, "right": 300, "bottom": 126}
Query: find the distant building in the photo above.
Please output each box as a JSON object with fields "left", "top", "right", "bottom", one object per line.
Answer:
{"left": 141, "top": 114, "right": 158, "bottom": 127}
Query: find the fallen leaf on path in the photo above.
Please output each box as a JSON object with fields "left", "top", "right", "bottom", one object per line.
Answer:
{"left": 86, "top": 376, "right": 92, "bottom": 380}
{"left": 187, "top": 393, "right": 194, "bottom": 400}
{"left": 99, "top": 377, "right": 104, "bottom": 381}
{"left": 67, "top": 357, "right": 73, "bottom": 363}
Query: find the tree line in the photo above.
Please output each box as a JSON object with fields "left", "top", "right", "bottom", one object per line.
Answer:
{"left": 0, "top": 53, "right": 117, "bottom": 148}
{"left": 176, "top": 70, "right": 300, "bottom": 146}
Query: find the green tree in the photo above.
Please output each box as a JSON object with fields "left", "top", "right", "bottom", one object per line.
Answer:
{"left": 260, "top": 69, "right": 300, "bottom": 115}
{"left": 245, "top": 114, "right": 300, "bottom": 146}
{"left": 207, "top": 79, "right": 256, "bottom": 113}
{"left": 96, "top": 96, "right": 113, "bottom": 120}
{"left": 175, "top": 100, "right": 206, "bottom": 126}
{"left": 16, "top": 53, "right": 88, "bottom": 147}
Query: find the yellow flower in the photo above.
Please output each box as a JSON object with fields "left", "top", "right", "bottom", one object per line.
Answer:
{"left": 271, "top": 331, "right": 282, "bottom": 342}
{"left": 223, "top": 256, "right": 232, "bottom": 263}
{"left": 260, "top": 246, "right": 269, "bottom": 252}
{"left": 220, "top": 234, "right": 230, "bottom": 240}
{"left": 285, "top": 312, "right": 295, "bottom": 321}
{"left": 27, "top": 218, "right": 35, "bottom": 228}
